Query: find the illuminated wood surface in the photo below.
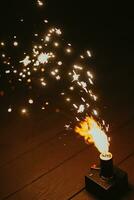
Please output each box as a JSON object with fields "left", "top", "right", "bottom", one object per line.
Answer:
{"left": 0, "top": 98, "right": 134, "bottom": 200}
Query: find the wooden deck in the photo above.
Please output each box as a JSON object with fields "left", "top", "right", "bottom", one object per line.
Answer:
{"left": 0, "top": 92, "right": 134, "bottom": 200}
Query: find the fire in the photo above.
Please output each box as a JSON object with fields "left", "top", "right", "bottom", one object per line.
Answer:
{"left": 75, "top": 116, "right": 110, "bottom": 155}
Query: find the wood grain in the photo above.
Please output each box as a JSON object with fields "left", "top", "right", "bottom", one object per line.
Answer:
{"left": 0, "top": 129, "right": 87, "bottom": 199}
{"left": 0, "top": 112, "right": 68, "bottom": 167}
{"left": 4, "top": 118, "right": 134, "bottom": 200}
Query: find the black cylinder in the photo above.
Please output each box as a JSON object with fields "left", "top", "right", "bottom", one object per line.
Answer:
{"left": 100, "top": 153, "right": 113, "bottom": 179}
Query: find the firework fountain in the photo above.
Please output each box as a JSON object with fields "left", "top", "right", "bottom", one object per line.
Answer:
{"left": 0, "top": 1, "right": 128, "bottom": 198}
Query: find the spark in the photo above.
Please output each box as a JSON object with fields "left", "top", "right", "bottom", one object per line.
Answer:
{"left": 80, "top": 81, "right": 88, "bottom": 92}
{"left": 27, "top": 71, "right": 31, "bottom": 75}
{"left": 87, "top": 50, "right": 91, "bottom": 57}
{"left": 13, "top": 41, "right": 18, "bottom": 46}
{"left": 81, "top": 97, "right": 86, "bottom": 102}
{"left": 51, "top": 71, "right": 56, "bottom": 76}
{"left": 37, "top": 0, "right": 44, "bottom": 6}
{"left": 66, "top": 98, "right": 71, "bottom": 102}
{"left": 8, "top": 108, "right": 12, "bottom": 113}
{"left": 34, "top": 33, "right": 38, "bottom": 37}
{"left": 93, "top": 109, "right": 98, "bottom": 116}
{"left": 88, "top": 78, "right": 94, "bottom": 85}
{"left": 55, "top": 29, "right": 62, "bottom": 35}
{"left": 80, "top": 55, "right": 84, "bottom": 59}
{"left": 89, "top": 90, "right": 97, "bottom": 100}
{"left": 13, "top": 70, "right": 17, "bottom": 74}
{"left": 27, "top": 79, "right": 31, "bottom": 83}
{"left": 21, "top": 108, "right": 27, "bottom": 114}
{"left": 2, "top": 54, "right": 6, "bottom": 58}
{"left": 45, "top": 36, "right": 50, "bottom": 42}
{"left": 77, "top": 104, "right": 85, "bottom": 113}
{"left": 69, "top": 86, "right": 74, "bottom": 90}
{"left": 5, "top": 70, "right": 10, "bottom": 74}
{"left": 28, "top": 99, "right": 34, "bottom": 104}
{"left": 41, "top": 68, "right": 45, "bottom": 72}
{"left": 72, "top": 70, "right": 80, "bottom": 82}
{"left": 37, "top": 53, "right": 49, "bottom": 64}
{"left": 73, "top": 104, "right": 78, "bottom": 109}
{"left": 58, "top": 61, "right": 62, "bottom": 66}
{"left": 76, "top": 117, "right": 80, "bottom": 121}
{"left": 41, "top": 81, "right": 47, "bottom": 86}
{"left": 56, "top": 75, "right": 61, "bottom": 80}
{"left": 44, "top": 19, "right": 48, "bottom": 23}
{"left": 1, "top": 42, "right": 5, "bottom": 46}
{"left": 73, "top": 65, "right": 83, "bottom": 70}
{"left": 106, "top": 125, "right": 109, "bottom": 132}
{"left": 87, "top": 71, "right": 93, "bottom": 79}
{"left": 66, "top": 48, "right": 71, "bottom": 53}
{"left": 86, "top": 103, "right": 90, "bottom": 108}
{"left": 93, "top": 95, "right": 98, "bottom": 101}
{"left": 20, "top": 56, "right": 31, "bottom": 66}
{"left": 64, "top": 124, "right": 71, "bottom": 130}
{"left": 55, "top": 69, "right": 59, "bottom": 73}
{"left": 54, "top": 42, "right": 59, "bottom": 47}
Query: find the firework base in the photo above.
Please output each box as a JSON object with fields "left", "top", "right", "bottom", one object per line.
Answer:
{"left": 85, "top": 167, "right": 128, "bottom": 199}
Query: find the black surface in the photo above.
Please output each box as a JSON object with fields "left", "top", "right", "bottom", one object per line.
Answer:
{"left": 100, "top": 156, "right": 113, "bottom": 178}
{"left": 85, "top": 167, "right": 128, "bottom": 199}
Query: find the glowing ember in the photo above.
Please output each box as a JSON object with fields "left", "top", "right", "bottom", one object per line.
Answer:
{"left": 37, "top": 53, "right": 49, "bottom": 64}
{"left": 66, "top": 48, "right": 71, "bottom": 53}
{"left": 37, "top": 0, "right": 44, "bottom": 6}
{"left": 87, "top": 50, "right": 91, "bottom": 57}
{"left": 13, "top": 41, "right": 18, "bottom": 46}
{"left": 21, "top": 108, "right": 27, "bottom": 114}
{"left": 8, "top": 108, "right": 12, "bottom": 113}
{"left": 75, "top": 116, "right": 110, "bottom": 155}
{"left": 20, "top": 56, "right": 31, "bottom": 66}
{"left": 28, "top": 99, "right": 34, "bottom": 104}
{"left": 1, "top": 42, "right": 5, "bottom": 46}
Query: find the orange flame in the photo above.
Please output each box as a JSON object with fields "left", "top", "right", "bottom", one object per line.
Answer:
{"left": 75, "top": 116, "right": 110, "bottom": 155}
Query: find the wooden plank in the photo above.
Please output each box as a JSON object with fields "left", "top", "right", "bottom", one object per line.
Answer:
{"left": 0, "top": 111, "right": 68, "bottom": 167}
{"left": 70, "top": 191, "right": 95, "bottom": 200}
{"left": 5, "top": 118, "right": 134, "bottom": 200}
{"left": 119, "top": 154, "right": 134, "bottom": 200}
{"left": 120, "top": 153, "right": 134, "bottom": 185}
{"left": 0, "top": 129, "right": 87, "bottom": 199}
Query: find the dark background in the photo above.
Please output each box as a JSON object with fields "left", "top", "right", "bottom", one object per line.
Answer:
{"left": 0, "top": 0, "right": 134, "bottom": 114}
